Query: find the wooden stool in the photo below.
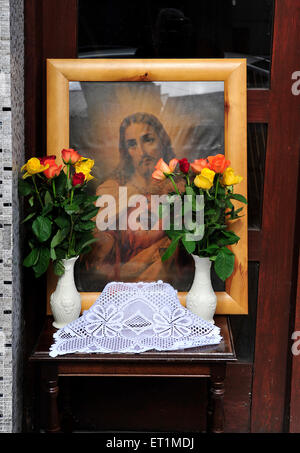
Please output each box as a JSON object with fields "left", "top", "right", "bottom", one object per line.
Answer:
{"left": 30, "top": 315, "right": 236, "bottom": 433}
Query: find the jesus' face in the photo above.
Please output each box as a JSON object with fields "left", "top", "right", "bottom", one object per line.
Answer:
{"left": 124, "top": 122, "right": 162, "bottom": 181}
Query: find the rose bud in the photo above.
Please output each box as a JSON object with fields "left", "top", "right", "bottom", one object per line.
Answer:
{"left": 179, "top": 158, "right": 190, "bottom": 174}
{"left": 61, "top": 148, "right": 81, "bottom": 165}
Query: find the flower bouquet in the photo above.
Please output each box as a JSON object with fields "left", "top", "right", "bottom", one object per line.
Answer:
{"left": 152, "top": 154, "right": 246, "bottom": 322}
{"left": 152, "top": 154, "right": 247, "bottom": 282}
{"left": 19, "top": 149, "right": 98, "bottom": 278}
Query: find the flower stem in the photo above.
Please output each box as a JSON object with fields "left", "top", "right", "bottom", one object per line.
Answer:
{"left": 32, "top": 175, "right": 43, "bottom": 208}
{"left": 70, "top": 187, "right": 74, "bottom": 205}
{"left": 186, "top": 174, "right": 190, "bottom": 186}
{"left": 214, "top": 174, "right": 219, "bottom": 199}
{"left": 168, "top": 174, "right": 181, "bottom": 196}
{"left": 52, "top": 179, "right": 56, "bottom": 199}
{"left": 67, "top": 218, "right": 74, "bottom": 258}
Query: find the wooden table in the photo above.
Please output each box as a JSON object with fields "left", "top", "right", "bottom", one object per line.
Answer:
{"left": 30, "top": 315, "right": 236, "bottom": 433}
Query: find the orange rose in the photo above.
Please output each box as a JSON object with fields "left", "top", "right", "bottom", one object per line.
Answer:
{"left": 190, "top": 159, "right": 209, "bottom": 174}
{"left": 207, "top": 154, "right": 230, "bottom": 173}
{"left": 152, "top": 158, "right": 178, "bottom": 180}
{"left": 61, "top": 148, "right": 81, "bottom": 164}
{"left": 44, "top": 163, "right": 62, "bottom": 179}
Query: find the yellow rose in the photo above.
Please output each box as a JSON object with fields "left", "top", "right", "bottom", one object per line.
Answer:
{"left": 83, "top": 172, "right": 94, "bottom": 181}
{"left": 222, "top": 167, "right": 243, "bottom": 186}
{"left": 74, "top": 157, "right": 95, "bottom": 181}
{"left": 21, "top": 157, "right": 49, "bottom": 179}
{"left": 75, "top": 157, "right": 94, "bottom": 172}
{"left": 194, "top": 168, "right": 215, "bottom": 189}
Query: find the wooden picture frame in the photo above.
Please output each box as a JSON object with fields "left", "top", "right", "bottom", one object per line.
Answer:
{"left": 46, "top": 58, "right": 247, "bottom": 315}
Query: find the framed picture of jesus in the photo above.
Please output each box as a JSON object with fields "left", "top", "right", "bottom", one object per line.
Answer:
{"left": 46, "top": 58, "right": 247, "bottom": 315}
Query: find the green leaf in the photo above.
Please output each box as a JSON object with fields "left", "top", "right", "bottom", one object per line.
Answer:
{"left": 32, "top": 216, "right": 52, "bottom": 242}
{"left": 182, "top": 235, "right": 196, "bottom": 254}
{"left": 33, "top": 247, "right": 50, "bottom": 278}
{"left": 229, "top": 207, "right": 244, "bottom": 219}
{"left": 50, "top": 227, "right": 69, "bottom": 249}
{"left": 44, "top": 191, "right": 52, "bottom": 205}
{"left": 84, "top": 195, "right": 99, "bottom": 204}
{"left": 80, "top": 245, "right": 92, "bottom": 255}
{"left": 21, "top": 211, "right": 36, "bottom": 224}
{"left": 74, "top": 221, "right": 95, "bottom": 232}
{"left": 64, "top": 202, "right": 80, "bottom": 215}
{"left": 229, "top": 193, "right": 248, "bottom": 204}
{"left": 77, "top": 238, "right": 98, "bottom": 254}
{"left": 214, "top": 247, "right": 235, "bottom": 281}
{"left": 53, "top": 259, "right": 65, "bottom": 277}
{"left": 225, "top": 198, "right": 234, "bottom": 210}
{"left": 81, "top": 207, "right": 99, "bottom": 221}
{"left": 41, "top": 202, "right": 53, "bottom": 216}
{"left": 23, "top": 248, "right": 40, "bottom": 267}
{"left": 19, "top": 179, "right": 33, "bottom": 196}
{"left": 218, "top": 230, "right": 240, "bottom": 246}
{"left": 29, "top": 196, "right": 34, "bottom": 207}
{"left": 50, "top": 247, "right": 56, "bottom": 260}
{"left": 202, "top": 244, "right": 220, "bottom": 255}
{"left": 166, "top": 228, "right": 182, "bottom": 240}
{"left": 54, "top": 215, "right": 70, "bottom": 230}
{"left": 161, "top": 235, "right": 182, "bottom": 262}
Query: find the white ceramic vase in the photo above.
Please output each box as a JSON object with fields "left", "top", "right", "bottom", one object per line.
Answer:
{"left": 50, "top": 256, "right": 81, "bottom": 329}
{"left": 186, "top": 255, "right": 217, "bottom": 324}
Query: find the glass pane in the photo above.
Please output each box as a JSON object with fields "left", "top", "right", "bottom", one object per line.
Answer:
{"left": 78, "top": 0, "right": 274, "bottom": 88}
{"left": 69, "top": 80, "right": 226, "bottom": 292}
{"left": 247, "top": 123, "right": 268, "bottom": 229}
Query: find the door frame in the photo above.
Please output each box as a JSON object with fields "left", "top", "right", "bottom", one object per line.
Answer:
{"left": 24, "top": 0, "right": 300, "bottom": 432}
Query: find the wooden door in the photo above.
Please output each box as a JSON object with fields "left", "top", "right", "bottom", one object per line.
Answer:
{"left": 24, "top": 0, "right": 300, "bottom": 432}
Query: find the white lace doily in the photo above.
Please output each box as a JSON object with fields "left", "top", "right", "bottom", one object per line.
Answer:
{"left": 49, "top": 281, "right": 222, "bottom": 357}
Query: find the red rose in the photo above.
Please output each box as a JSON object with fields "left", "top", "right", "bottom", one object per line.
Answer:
{"left": 179, "top": 158, "right": 190, "bottom": 174}
{"left": 39, "top": 155, "right": 56, "bottom": 166}
{"left": 72, "top": 172, "right": 85, "bottom": 186}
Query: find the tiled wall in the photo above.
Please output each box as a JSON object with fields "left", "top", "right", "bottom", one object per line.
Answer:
{"left": 0, "top": 0, "right": 24, "bottom": 432}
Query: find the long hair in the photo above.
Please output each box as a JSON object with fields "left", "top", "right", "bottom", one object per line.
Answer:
{"left": 117, "top": 112, "right": 175, "bottom": 184}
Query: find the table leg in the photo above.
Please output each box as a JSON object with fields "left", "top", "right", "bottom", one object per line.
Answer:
{"left": 42, "top": 365, "right": 60, "bottom": 433}
{"left": 208, "top": 365, "right": 226, "bottom": 433}
{"left": 206, "top": 379, "right": 213, "bottom": 431}
{"left": 61, "top": 377, "right": 74, "bottom": 432}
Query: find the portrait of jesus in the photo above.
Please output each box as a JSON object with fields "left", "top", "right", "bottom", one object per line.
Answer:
{"left": 70, "top": 81, "right": 224, "bottom": 291}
